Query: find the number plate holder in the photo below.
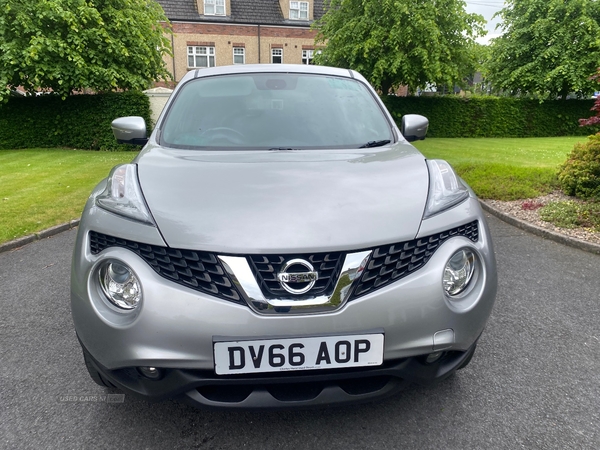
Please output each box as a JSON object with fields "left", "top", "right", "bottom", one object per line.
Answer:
{"left": 213, "top": 333, "right": 384, "bottom": 375}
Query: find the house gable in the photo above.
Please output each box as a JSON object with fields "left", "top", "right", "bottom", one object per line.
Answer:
{"left": 158, "top": 0, "right": 324, "bottom": 25}
{"left": 156, "top": 0, "right": 325, "bottom": 81}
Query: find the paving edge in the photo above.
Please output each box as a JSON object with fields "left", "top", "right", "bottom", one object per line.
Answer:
{"left": 1, "top": 204, "right": 600, "bottom": 256}
{"left": 0, "top": 219, "right": 80, "bottom": 254}
{"left": 480, "top": 200, "right": 600, "bottom": 256}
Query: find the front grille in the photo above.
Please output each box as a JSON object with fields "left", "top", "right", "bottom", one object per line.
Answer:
{"left": 89, "top": 221, "right": 478, "bottom": 306}
{"left": 351, "top": 221, "right": 479, "bottom": 299}
{"left": 249, "top": 252, "right": 344, "bottom": 299}
{"left": 89, "top": 231, "right": 242, "bottom": 303}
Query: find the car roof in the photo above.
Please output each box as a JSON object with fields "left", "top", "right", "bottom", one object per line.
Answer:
{"left": 179, "top": 64, "right": 359, "bottom": 83}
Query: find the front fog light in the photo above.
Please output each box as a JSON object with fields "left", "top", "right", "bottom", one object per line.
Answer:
{"left": 443, "top": 249, "right": 476, "bottom": 296}
{"left": 99, "top": 261, "right": 142, "bottom": 310}
{"left": 138, "top": 366, "right": 163, "bottom": 380}
{"left": 425, "top": 352, "right": 444, "bottom": 364}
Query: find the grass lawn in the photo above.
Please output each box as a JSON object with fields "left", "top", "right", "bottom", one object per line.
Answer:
{"left": 413, "top": 137, "right": 587, "bottom": 200}
{"left": 0, "top": 149, "right": 136, "bottom": 244}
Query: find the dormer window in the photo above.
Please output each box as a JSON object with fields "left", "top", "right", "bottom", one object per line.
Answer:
{"left": 290, "top": 1, "right": 308, "bottom": 20}
{"left": 205, "top": 0, "right": 225, "bottom": 15}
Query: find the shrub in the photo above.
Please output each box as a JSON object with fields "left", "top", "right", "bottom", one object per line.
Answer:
{"left": 0, "top": 91, "right": 151, "bottom": 150}
{"left": 558, "top": 133, "right": 600, "bottom": 200}
{"left": 381, "top": 96, "right": 600, "bottom": 138}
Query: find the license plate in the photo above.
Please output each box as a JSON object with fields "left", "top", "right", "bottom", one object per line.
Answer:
{"left": 213, "top": 333, "right": 384, "bottom": 375}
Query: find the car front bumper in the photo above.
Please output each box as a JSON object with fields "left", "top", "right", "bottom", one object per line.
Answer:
{"left": 71, "top": 197, "right": 497, "bottom": 409}
{"left": 80, "top": 338, "right": 478, "bottom": 409}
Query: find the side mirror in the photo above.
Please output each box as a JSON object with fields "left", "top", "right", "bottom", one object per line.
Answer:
{"left": 111, "top": 116, "right": 148, "bottom": 146}
{"left": 401, "top": 114, "right": 429, "bottom": 142}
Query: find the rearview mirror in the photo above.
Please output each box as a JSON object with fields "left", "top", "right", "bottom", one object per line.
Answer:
{"left": 111, "top": 116, "right": 148, "bottom": 146}
{"left": 401, "top": 114, "right": 429, "bottom": 142}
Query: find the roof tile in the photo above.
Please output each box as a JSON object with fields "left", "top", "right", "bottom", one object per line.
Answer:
{"left": 157, "top": 0, "right": 324, "bottom": 25}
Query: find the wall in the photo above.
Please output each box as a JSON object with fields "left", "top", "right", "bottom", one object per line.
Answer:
{"left": 143, "top": 87, "right": 173, "bottom": 126}
{"left": 167, "top": 22, "right": 318, "bottom": 81}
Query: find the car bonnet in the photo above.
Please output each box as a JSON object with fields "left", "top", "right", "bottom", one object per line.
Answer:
{"left": 136, "top": 142, "right": 429, "bottom": 254}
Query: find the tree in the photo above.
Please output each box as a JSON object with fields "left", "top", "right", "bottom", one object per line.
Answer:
{"left": 313, "top": 0, "right": 485, "bottom": 94}
{"left": 487, "top": 0, "right": 600, "bottom": 100}
{"left": 464, "top": 43, "right": 489, "bottom": 84}
{"left": 0, "top": 0, "right": 172, "bottom": 99}
{"left": 580, "top": 69, "right": 600, "bottom": 127}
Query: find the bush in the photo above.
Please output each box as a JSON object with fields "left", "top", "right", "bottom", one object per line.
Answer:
{"left": 0, "top": 91, "right": 152, "bottom": 150}
{"left": 558, "top": 133, "right": 600, "bottom": 200}
{"left": 381, "top": 96, "right": 600, "bottom": 138}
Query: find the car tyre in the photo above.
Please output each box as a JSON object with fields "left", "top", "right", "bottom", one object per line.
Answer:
{"left": 83, "top": 350, "right": 117, "bottom": 388}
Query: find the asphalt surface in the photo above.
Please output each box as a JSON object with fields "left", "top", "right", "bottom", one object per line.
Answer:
{"left": 0, "top": 214, "right": 599, "bottom": 449}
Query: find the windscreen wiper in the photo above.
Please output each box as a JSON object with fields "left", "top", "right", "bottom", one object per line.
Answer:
{"left": 269, "top": 147, "right": 299, "bottom": 151}
{"left": 359, "top": 140, "right": 391, "bottom": 148}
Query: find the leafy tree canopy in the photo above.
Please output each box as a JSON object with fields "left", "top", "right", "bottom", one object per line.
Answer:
{"left": 487, "top": 0, "right": 600, "bottom": 100}
{"left": 0, "top": 0, "right": 172, "bottom": 99}
{"left": 461, "top": 42, "right": 490, "bottom": 85}
{"left": 313, "top": 0, "right": 485, "bottom": 94}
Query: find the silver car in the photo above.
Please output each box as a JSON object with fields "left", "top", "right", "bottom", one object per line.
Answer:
{"left": 71, "top": 64, "right": 497, "bottom": 409}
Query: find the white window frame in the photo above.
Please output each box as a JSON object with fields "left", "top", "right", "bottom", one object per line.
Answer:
{"left": 271, "top": 48, "right": 283, "bottom": 64}
{"left": 188, "top": 46, "right": 216, "bottom": 68}
{"left": 233, "top": 47, "right": 245, "bottom": 65}
{"left": 302, "top": 49, "right": 314, "bottom": 65}
{"left": 204, "top": 0, "right": 225, "bottom": 16}
{"left": 290, "top": 1, "right": 308, "bottom": 20}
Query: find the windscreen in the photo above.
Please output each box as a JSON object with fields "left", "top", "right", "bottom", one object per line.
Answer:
{"left": 160, "top": 73, "right": 393, "bottom": 149}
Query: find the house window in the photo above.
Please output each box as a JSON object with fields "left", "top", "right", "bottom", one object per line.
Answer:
{"left": 188, "top": 46, "right": 216, "bottom": 68}
{"left": 233, "top": 47, "right": 245, "bottom": 65}
{"left": 271, "top": 48, "right": 283, "bottom": 64}
{"left": 204, "top": 0, "right": 225, "bottom": 15}
{"left": 302, "top": 49, "right": 314, "bottom": 65}
{"left": 290, "top": 1, "right": 308, "bottom": 20}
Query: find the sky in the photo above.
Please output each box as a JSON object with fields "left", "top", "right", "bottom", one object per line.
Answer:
{"left": 464, "top": 0, "right": 506, "bottom": 44}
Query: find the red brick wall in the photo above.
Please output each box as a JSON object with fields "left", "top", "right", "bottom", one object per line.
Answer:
{"left": 173, "top": 22, "right": 257, "bottom": 36}
{"left": 260, "top": 27, "right": 316, "bottom": 39}
{"left": 171, "top": 22, "right": 317, "bottom": 39}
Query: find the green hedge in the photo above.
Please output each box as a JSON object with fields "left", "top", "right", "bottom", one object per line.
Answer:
{"left": 0, "top": 91, "right": 152, "bottom": 150}
{"left": 2, "top": 92, "right": 597, "bottom": 149}
{"left": 381, "top": 96, "right": 600, "bottom": 138}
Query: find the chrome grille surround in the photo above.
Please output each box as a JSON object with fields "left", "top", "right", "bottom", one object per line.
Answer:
{"left": 220, "top": 251, "right": 372, "bottom": 315}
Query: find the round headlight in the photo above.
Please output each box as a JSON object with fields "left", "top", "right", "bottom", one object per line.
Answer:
{"left": 98, "top": 261, "right": 142, "bottom": 310}
{"left": 443, "top": 249, "right": 476, "bottom": 296}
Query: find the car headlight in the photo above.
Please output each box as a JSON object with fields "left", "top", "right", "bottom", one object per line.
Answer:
{"left": 98, "top": 261, "right": 142, "bottom": 310}
{"left": 96, "top": 164, "right": 155, "bottom": 225}
{"left": 443, "top": 249, "right": 476, "bottom": 296}
{"left": 423, "top": 160, "right": 469, "bottom": 218}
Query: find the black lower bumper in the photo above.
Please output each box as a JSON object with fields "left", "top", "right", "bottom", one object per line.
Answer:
{"left": 81, "top": 341, "right": 477, "bottom": 410}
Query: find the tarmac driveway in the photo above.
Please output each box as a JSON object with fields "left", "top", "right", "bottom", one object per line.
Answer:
{"left": 0, "top": 213, "right": 598, "bottom": 449}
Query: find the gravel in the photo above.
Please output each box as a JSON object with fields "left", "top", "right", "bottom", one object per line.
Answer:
{"left": 485, "top": 191, "right": 600, "bottom": 245}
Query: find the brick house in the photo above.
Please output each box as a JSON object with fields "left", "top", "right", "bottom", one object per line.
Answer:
{"left": 157, "top": 0, "right": 325, "bottom": 82}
